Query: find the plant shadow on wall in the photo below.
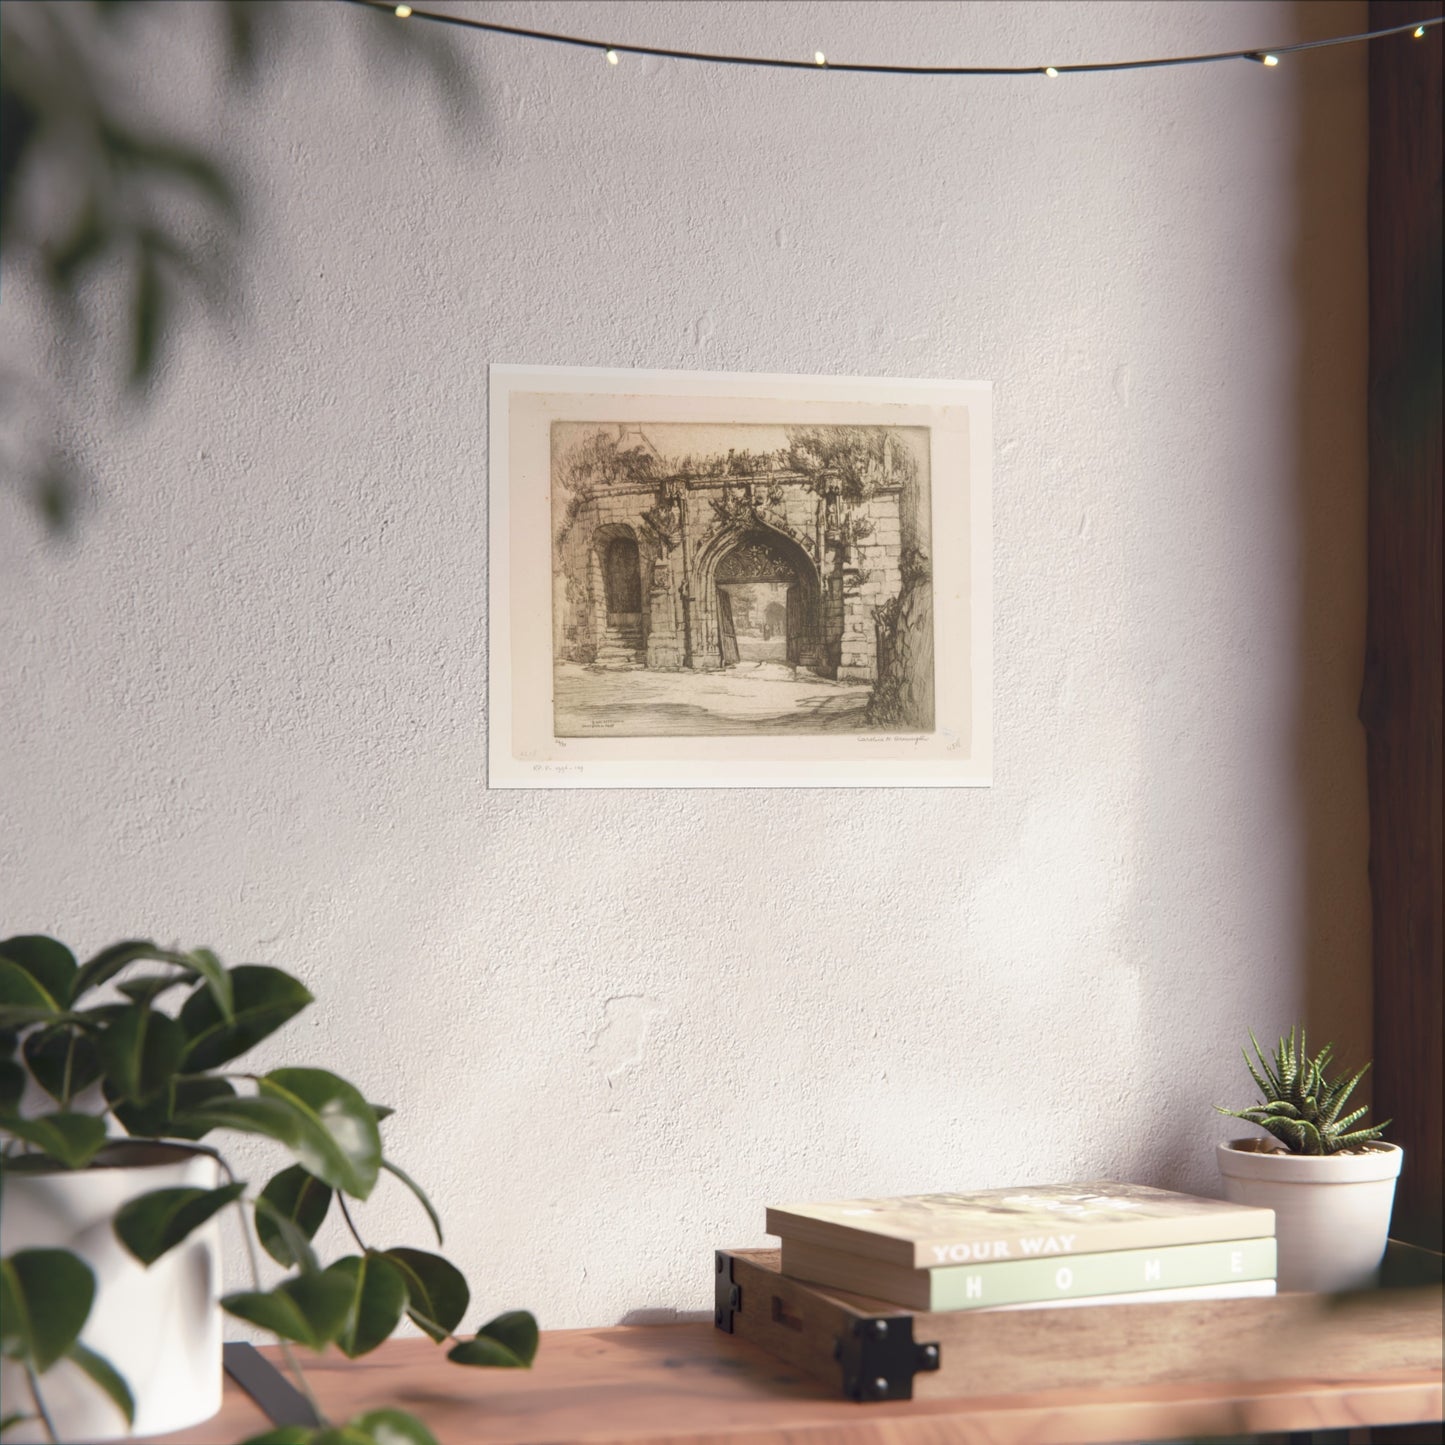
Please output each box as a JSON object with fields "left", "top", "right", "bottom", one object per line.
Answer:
{"left": 0, "top": 0, "right": 468, "bottom": 535}
{"left": 0, "top": 935, "right": 536, "bottom": 1445}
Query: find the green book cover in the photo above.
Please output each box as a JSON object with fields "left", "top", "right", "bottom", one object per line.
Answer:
{"left": 780, "top": 1235, "right": 1278, "bottom": 1311}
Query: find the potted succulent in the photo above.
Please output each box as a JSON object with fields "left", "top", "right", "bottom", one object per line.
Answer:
{"left": 1215, "top": 1025, "right": 1402, "bottom": 1293}
{"left": 0, "top": 934, "right": 537, "bottom": 1444}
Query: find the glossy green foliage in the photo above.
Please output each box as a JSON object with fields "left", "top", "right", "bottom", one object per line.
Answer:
{"left": 113, "top": 1183, "right": 247, "bottom": 1265}
{"left": 0, "top": 933, "right": 535, "bottom": 1443}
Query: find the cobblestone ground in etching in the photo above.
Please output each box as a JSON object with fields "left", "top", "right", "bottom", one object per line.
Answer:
{"left": 553, "top": 661, "right": 873, "bottom": 737}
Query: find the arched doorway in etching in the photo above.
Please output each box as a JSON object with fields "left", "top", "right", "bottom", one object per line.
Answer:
{"left": 588, "top": 523, "right": 648, "bottom": 666}
{"left": 701, "top": 526, "right": 822, "bottom": 673}
{"left": 603, "top": 535, "right": 641, "bottom": 616}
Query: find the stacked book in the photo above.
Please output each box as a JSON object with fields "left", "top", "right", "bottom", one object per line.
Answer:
{"left": 766, "top": 1181, "right": 1277, "bottom": 1312}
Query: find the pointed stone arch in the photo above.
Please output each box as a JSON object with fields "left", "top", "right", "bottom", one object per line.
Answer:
{"left": 692, "top": 519, "right": 825, "bottom": 673}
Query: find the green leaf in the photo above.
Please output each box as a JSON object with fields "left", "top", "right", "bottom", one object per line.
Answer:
{"left": 0, "top": 1112, "right": 108, "bottom": 1168}
{"left": 252, "top": 1196, "right": 321, "bottom": 1277}
{"left": 67, "top": 1340, "right": 135, "bottom": 1426}
{"left": 382, "top": 1248, "right": 468, "bottom": 1342}
{"left": 0, "top": 1261, "right": 23, "bottom": 1359}
{"left": 1332, "top": 1121, "right": 1392, "bottom": 1151}
{"left": 309, "top": 1430, "right": 374, "bottom": 1445}
{"left": 351, "top": 1409, "right": 441, "bottom": 1445}
{"left": 447, "top": 1310, "right": 538, "bottom": 1369}
{"left": 256, "top": 1165, "right": 332, "bottom": 1268}
{"left": 182, "top": 948, "right": 233, "bottom": 1023}
{"left": 370, "top": 1103, "right": 394, "bottom": 1122}
{"left": 180, "top": 966, "right": 313, "bottom": 1071}
{"left": 0, "top": 1060, "right": 25, "bottom": 1114}
{"left": 107, "top": 1074, "right": 239, "bottom": 1142}
{"left": 113, "top": 1182, "right": 245, "bottom": 1265}
{"left": 98, "top": 1006, "right": 187, "bottom": 1103}
{"left": 116, "top": 975, "right": 191, "bottom": 1008}
{"left": 222, "top": 1272, "right": 353, "bottom": 1351}
{"left": 258, "top": 1069, "right": 381, "bottom": 1201}
{"left": 1, "top": 1414, "right": 36, "bottom": 1435}
{"left": 104, "top": 1076, "right": 171, "bottom": 1139}
{"left": 326, "top": 1253, "right": 407, "bottom": 1359}
{"left": 171, "top": 1094, "right": 310, "bottom": 1157}
{"left": 0, "top": 938, "right": 76, "bottom": 1008}
{"left": 71, "top": 941, "right": 174, "bottom": 1000}
{"left": 380, "top": 1158, "right": 442, "bottom": 1246}
{"left": 23, "top": 1027, "right": 102, "bottom": 1102}
{"left": 73, "top": 1003, "right": 131, "bottom": 1031}
{"left": 153, "top": 1076, "right": 240, "bottom": 1141}
{"left": 0, "top": 1249, "right": 95, "bottom": 1371}
{"left": 0, "top": 960, "right": 60, "bottom": 1027}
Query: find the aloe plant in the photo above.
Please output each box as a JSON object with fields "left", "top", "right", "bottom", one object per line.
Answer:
{"left": 1216, "top": 1025, "right": 1391, "bottom": 1156}
{"left": 0, "top": 935, "right": 536, "bottom": 1445}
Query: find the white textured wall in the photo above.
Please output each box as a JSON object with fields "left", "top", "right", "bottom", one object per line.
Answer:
{"left": 0, "top": 1, "right": 1369, "bottom": 1330}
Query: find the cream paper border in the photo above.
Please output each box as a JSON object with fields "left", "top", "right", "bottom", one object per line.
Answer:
{"left": 487, "top": 365, "right": 992, "bottom": 788}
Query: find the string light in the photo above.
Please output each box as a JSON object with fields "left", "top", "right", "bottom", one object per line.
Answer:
{"left": 605, "top": 49, "right": 619, "bottom": 65}
{"left": 340, "top": 2, "right": 1443, "bottom": 78}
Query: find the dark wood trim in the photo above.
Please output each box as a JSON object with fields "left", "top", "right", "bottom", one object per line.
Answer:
{"left": 1364, "top": 0, "right": 1443, "bottom": 1272}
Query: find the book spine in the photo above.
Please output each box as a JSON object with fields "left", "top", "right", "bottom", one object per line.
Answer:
{"left": 930, "top": 1236, "right": 1277, "bottom": 1310}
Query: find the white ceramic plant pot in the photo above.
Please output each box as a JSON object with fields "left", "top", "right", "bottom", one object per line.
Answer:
{"left": 1216, "top": 1138, "right": 1403, "bottom": 1293}
{"left": 0, "top": 1141, "right": 223, "bottom": 1442}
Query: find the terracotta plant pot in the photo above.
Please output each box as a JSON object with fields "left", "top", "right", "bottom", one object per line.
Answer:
{"left": 1216, "top": 1137, "right": 1403, "bottom": 1293}
{"left": 0, "top": 1141, "right": 224, "bottom": 1442}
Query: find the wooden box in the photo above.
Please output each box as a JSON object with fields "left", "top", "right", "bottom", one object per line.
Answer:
{"left": 715, "top": 1242, "right": 1445, "bottom": 1404}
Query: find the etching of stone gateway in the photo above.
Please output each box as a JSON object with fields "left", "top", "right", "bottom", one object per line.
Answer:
{"left": 551, "top": 422, "right": 935, "bottom": 737}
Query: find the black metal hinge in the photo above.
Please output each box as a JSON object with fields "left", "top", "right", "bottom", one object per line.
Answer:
{"left": 714, "top": 1250, "right": 742, "bottom": 1332}
{"left": 833, "top": 1313, "right": 941, "bottom": 1402}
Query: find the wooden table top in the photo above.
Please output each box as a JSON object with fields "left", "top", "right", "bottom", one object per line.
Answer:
{"left": 149, "top": 1320, "right": 1444, "bottom": 1445}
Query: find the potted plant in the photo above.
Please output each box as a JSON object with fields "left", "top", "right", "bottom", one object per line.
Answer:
{"left": 1215, "top": 1025, "right": 1402, "bottom": 1293}
{"left": 0, "top": 934, "right": 537, "bottom": 1444}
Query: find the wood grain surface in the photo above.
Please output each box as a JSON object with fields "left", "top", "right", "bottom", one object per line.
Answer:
{"left": 144, "top": 1304, "right": 1442, "bottom": 1444}
{"left": 1365, "top": 0, "right": 1444, "bottom": 1261}
{"left": 723, "top": 1247, "right": 1444, "bottom": 1404}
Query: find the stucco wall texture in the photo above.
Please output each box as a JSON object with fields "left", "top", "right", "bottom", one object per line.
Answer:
{"left": 0, "top": 1, "right": 1370, "bottom": 1331}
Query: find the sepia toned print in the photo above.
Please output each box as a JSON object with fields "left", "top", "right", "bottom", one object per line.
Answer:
{"left": 550, "top": 421, "right": 934, "bottom": 738}
{"left": 488, "top": 366, "right": 990, "bottom": 789}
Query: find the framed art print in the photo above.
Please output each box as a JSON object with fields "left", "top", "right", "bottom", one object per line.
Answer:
{"left": 487, "top": 365, "right": 991, "bottom": 787}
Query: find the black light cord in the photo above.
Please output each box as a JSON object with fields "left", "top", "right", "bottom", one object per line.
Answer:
{"left": 338, "top": 1, "right": 1441, "bottom": 77}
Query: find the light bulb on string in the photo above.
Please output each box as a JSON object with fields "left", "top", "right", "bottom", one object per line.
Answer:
{"left": 339, "top": 2, "right": 1440, "bottom": 80}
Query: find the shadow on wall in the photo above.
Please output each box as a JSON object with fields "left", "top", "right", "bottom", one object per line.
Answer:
{"left": 1134, "top": 0, "right": 1373, "bottom": 1196}
{"left": 0, "top": 0, "right": 473, "bottom": 536}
